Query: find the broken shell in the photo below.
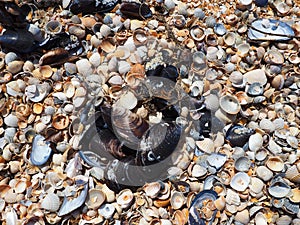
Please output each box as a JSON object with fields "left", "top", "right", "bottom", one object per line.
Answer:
{"left": 235, "top": 209, "right": 250, "bottom": 225}
{"left": 30, "top": 134, "right": 52, "bottom": 166}
{"left": 264, "top": 50, "right": 284, "bottom": 65}
{"left": 133, "top": 28, "right": 148, "bottom": 45}
{"left": 207, "top": 153, "right": 227, "bottom": 171}
{"left": 116, "top": 189, "right": 134, "bottom": 209}
{"left": 266, "top": 156, "right": 284, "bottom": 172}
{"left": 190, "top": 164, "right": 207, "bottom": 178}
{"left": 230, "top": 172, "right": 250, "bottom": 192}
{"left": 219, "top": 94, "right": 241, "bottom": 114}
{"left": 98, "top": 203, "right": 115, "bottom": 219}
{"left": 170, "top": 191, "right": 185, "bottom": 210}
{"left": 86, "top": 188, "right": 105, "bottom": 209}
{"left": 255, "top": 212, "right": 267, "bottom": 225}
{"left": 243, "top": 69, "right": 267, "bottom": 85}
{"left": 41, "top": 193, "right": 61, "bottom": 212}
{"left": 99, "top": 38, "right": 116, "bottom": 53}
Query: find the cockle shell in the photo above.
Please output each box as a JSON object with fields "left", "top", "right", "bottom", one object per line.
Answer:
{"left": 116, "top": 189, "right": 134, "bottom": 209}
{"left": 30, "top": 134, "right": 52, "bottom": 166}
{"left": 248, "top": 133, "right": 263, "bottom": 151}
{"left": 266, "top": 156, "right": 284, "bottom": 172}
{"left": 170, "top": 191, "right": 185, "bottom": 210}
{"left": 255, "top": 212, "right": 267, "bottom": 225}
{"left": 234, "top": 156, "right": 251, "bottom": 172}
{"left": 196, "top": 138, "right": 214, "bottom": 153}
{"left": 144, "top": 182, "right": 162, "bottom": 198}
{"left": 219, "top": 94, "right": 241, "bottom": 114}
{"left": 268, "top": 176, "right": 291, "bottom": 198}
{"left": 41, "top": 193, "right": 61, "bottom": 212}
{"left": 256, "top": 166, "right": 273, "bottom": 181}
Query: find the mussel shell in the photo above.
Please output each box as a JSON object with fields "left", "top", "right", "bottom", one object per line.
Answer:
{"left": 68, "top": 0, "right": 119, "bottom": 15}
{"left": 146, "top": 64, "right": 179, "bottom": 82}
{"left": 189, "top": 190, "right": 218, "bottom": 225}
{"left": 225, "top": 124, "right": 255, "bottom": 147}
{"left": 120, "top": 2, "right": 152, "bottom": 20}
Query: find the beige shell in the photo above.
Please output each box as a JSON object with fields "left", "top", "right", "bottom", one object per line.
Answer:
{"left": 256, "top": 166, "right": 273, "bottom": 181}
{"left": 285, "top": 165, "right": 300, "bottom": 183}
{"left": 225, "top": 189, "right": 240, "bottom": 206}
{"left": 264, "top": 50, "right": 284, "bottom": 65}
{"left": 235, "top": 209, "right": 250, "bottom": 224}
{"left": 223, "top": 32, "right": 236, "bottom": 46}
{"left": 274, "top": 1, "right": 290, "bottom": 15}
{"left": 214, "top": 196, "right": 226, "bottom": 211}
{"left": 99, "top": 38, "right": 116, "bottom": 53}
{"left": 41, "top": 193, "right": 61, "bottom": 212}
{"left": 170, "top": 191, "right": 185, "bottom": 210}
{"left": 243, "top": 69, "right": 267, "bottom": 85}
{"left": 86, "top": 189, "right": 105, "bottom": 209}
{"left": 219, "top": 94, "right": 241, "bottom": 114}
{"left": 52, "top": 114, "right": 69, "bottom": 130}
{"left": 196, "top": 138, "right": 214, "bottom": 153}
{"left": 144, "top": 182, "right": 162, "bottom": 198}
{"left": 116, "top": 189, "right": 134, "bottom": 209}
{"left": 133, "top": 28, "right": 148, "bottom": 45}
{"left": 266, "top": 156, "right": 284, "bottom": 172}
{"left": 249, "top": 177, "right": 264, "bottom": 194}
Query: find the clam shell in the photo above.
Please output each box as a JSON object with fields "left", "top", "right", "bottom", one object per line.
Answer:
{"left": 234, "top": 156, "right": 251, "bottom": 172}
{"left": 248, "top": 133, "right": 263, "bottom": 151}
{"left": 190, "top": 164, "right": 207, "bottom": 178}
{"left": 45, "top": 20, "right": 62, "bottom": 35}
{"left": 268, "top": 176, "right": 291, "bottom": 198}
{"left": 289, "top": 188, "right": 300, "bottom": 203}
{"left": 30, "top": 134, "right": 52, "bottom": 166}
{"left": 116, "top": 189, "right": 134, "bottom": 209}
{"left": 264, "top": 50, "right": 284, "bottom": 65}
{"left": 219, "top": 94, "right": 241, "bottom": 114}
{"left": 285, "top": 165, "right": 300, "bottom": 183}
{"left": 190, "top": 25, "right": 205, "bottom": 41}
{"left": 249, "top": 177, "right": 264, "bottom": 194}
{"left": 170, "top": 191, "right": 185, "bottom": 210}
{"left": 226, "top": 189, "right": 240, "bottom": 206}
{"left": 256, "top": 166, "right": 273, "bottom": 181}
{"left": 266, "top": 156, "right": 284, "bottom": 172}
{"left": 223, "top": 32, "right": 236, "bottom": 46}
{"left": 52, "top": 114, "right": 70, "bottom": 130}
{"left": 41, "top": 193, "right": 61, "bottom": 212}
{"left": 235, "top": 209, "right": 250, "bottom": 225}
{"left": 230, "top": 172, "right": 250, "bottom": 192}
{"left": 196, "top": 138, "right": 214, "bottom": 153}
{"left": 246, "top": 82, "right": 264, "bottom": 96}
{"left": 207, "top": 153, "right": 227, "bottom": 170}
{"left": 255, "top": 212, "right": 267, "bottom": 225}
{"left": 98, "top": 203, "right": 115, "bottom": 219}
{"left": 243, "top": 69, "right": 267, "bottom": 85}
{"left": 144, "top": 182, "right": 162, "bottom": 198}
{"left": 86, "top": 189, "right": 105, "bottom": 209}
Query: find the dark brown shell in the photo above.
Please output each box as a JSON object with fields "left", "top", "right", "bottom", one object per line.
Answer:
{"left": 119, "top": 2, "right": 152, "bottom": 20}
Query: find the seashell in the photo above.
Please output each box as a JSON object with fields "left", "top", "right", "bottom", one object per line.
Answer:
{"left": 86, "top": 188, "right": 105, "bottom": 209}
{"left": 68, "top": 24, "right": 87, "bottom": 39}
{"left": 264, "top": 50, "right": 284, "bottom": 65}
{"left": 276, "top": 215, "right": 292, "bottom": 225}
{"left": 41, "top": 193, "right": 61, "bottom": 212}
{"left": 196, "top": 138, "right": 214, "bottom": 153}
{"left": 249, "top": 177, "right": 264, "bottom": 194}
{"left": 99, "top": 38, "right": 116, "bottom": 53}
{"left": 133, "top": 28, "right": 148, "bottom": 46}
{"left": 248, "top": 133, "right": 263, "bottom": 151}
{"left": 259, "top": 118, "right": 275, "bottom": 133}
{"left": 255, "top": 0, "right": 268, "bottom": 7}
{"left": 235, "top": 209, "right": 250, "bottom": 225}
{"left": 234, "top": 156, "right": 251, "bottom": 172}
{"left": 25, "top": 83, "right": 51, "bottom": 103}
{"left": 189, "top": 190, "right": 218, "bottom": 225}
{"left": 219, "top": 94, "right": 241, "bottom": 114}
{"left": 52, "top": 114, "right": 69, "bottom": 130}
{"left": 190, "top": 26, "right": 205, "bottom": 42}
{"left": 255, "top": 148, "right": 268, "bottom": 161}
{"left": 225, "top": 124, "right": 254, "bottom": 147}
{"left": 7, "top": 61, "right": 24, "bottom": 74}
{"left": 45, "top": 20, "right": 62, "bottom": 35}
{"left": 214, "top": 195, "right": 225, "bottom": 211}
{"left": 230, "top": 172, "right": 250, "bottom": 192}
{"left": 39, "top": 65, "right": 53, "bottom": 79}
{"left": 271, "top": 74, "right": 285, "bottom": 90}
{"left": 245, "top": 82, "right": 264, "bottom": 96}
{"left": 289, "top": 188, "right": 300, "bottom": 203}
{"left": 190, "top": 80, "right": 204, "bottom": 97}
{"left": 288, "top": 53, "right": 300, "bottom": 64}
{"left": 4, "top": 188, "right": 18, "bottom": 204}
{"left": 4, "top": 114, "right": 18, "bottom": 127}
{"left": 116, "top": 189, "right": 133, "bottom": 209}
{"left": 255, "top": 212, "right": 267, "bottom": 225}
{"left": 63, "top": 82, "right": 75, "bottom": 98}
{"left": 207, "top": 153, "right": 227, "bottom": 170}
{"left": 120, "top": 2, "right": 152, "bottom": 20}
{"left": 236, "top": 43, "right": 250, "bottom": 57}
{"left": 170, "top": 191, "right": 185, "bottom": 210}
{"left": 190, "top": 164, "right": 207, "bottom": 178}
{"left": 30, "top": 134, "right": 52, "bottom": 166}
{"left": 243, "top": 69, "right": 267, "bottom": 85}
{"left": 266, "top": 156, "right": 284, "bottom": 172}
{"left": 172, "top": 15, "right": 186, "bottom": 29}
{"left": 286, "top": 165, "right": 300, "bottom": 183}
{"left": 205, "top": 33, "right": 218, "bottom": 46}
{"left": 268, "top": 176, "right": 291, "bottom": 198}
{"left": 226, "top": 188, "right": 241, "bottom": 206}
{"left": 144, "top": 182, "right": 162, "bottom": 199}
{"left": 274, "top": 1, "right": 290, "bottom": 15}
{"left": 248, "top": 19, "right": 294, "bottom": 41}
{"left": 205, "top": 16, "right": 216, "bottom": 28}
{"left": 214, "top": 23, "right": 227, "bottom": 36}
{"left": 98, "top": 203, "right": 115, "bottom": 219}
{"left": 5, "top": 52, "right": 18, "bottom": 64}
{"left": 223, "top": 32, "right": 236, "bottom": 46}
{"left": 58, "top": 183, "right": 88, "bottom": 216}
{"left": 256, "top": 165, "right": 273, "bottom": 181}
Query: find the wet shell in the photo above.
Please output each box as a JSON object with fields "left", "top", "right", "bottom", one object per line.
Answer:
{"left": 230, "top": 172, "right": 250, "bottom": 192}
{"left": 266, "top": 156, "right": 284, "bottom": 172}
{"left": 116, "top": 189, "right": 134, "bottom": 209}
{"left": 219, "top": 94, "right": 241, "bottom": 114}
{"left": 85, "top": 189, "right": 105, "bottom": 210}
{"left": 41, "top": 193, "right": 61, "bottom": 212}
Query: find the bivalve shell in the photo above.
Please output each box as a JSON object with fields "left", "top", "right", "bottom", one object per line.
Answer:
{"left": 219, "top": 94, "right": 241, "bottom": 115}
{"left": 268, "top": 176, "right": 291, "bottom": 198}
{"left": 256, "top": 166, "right": 273, "bottom": 181}
{"left": 266, "top": 156, "right": 284, "bottom": 172}
{"left": 86, "top": 189, "right": 105, "bottom": 209}
{"left": 116, "top": 189, "right": 134, "bottom": 209}
{"left": 170, "top": 191, "right": 185, "bottom": 210}
{"left": 144, "top": 182, "right": 162, "bottom": 198}
{"left": 234, "top": 156, "right": 251, "bottom": 172}
{"left": 41, "top": 193, "right": 61, "bottom": 212}
{"left": 230, "top": 172, "right": 250, "bottom": 192}
{"left": 196, "top": 138, "right": 214, "bottom": 153}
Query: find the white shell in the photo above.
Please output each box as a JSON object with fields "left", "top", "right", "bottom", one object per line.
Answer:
{"left": 235, "top": 209, "right": 250, "bottom": 224}
{"left": 249, "top": 177, "right": 264, "bottom": 193}
{"left": 255, "top": 212, "right": 267, "bottom": 225}
{"left": 170, "top": 191, "right": 185, "bottom": 210}
{"left": 248, "top": 133, "right": 263, "bottom": 151}
{"left": 41, "top": 193, "right": 61, "bottom": 212}
{"left": 225, "top": 189, "right": 240, "bottom": 206}
{"left": 256, "top": 166, "right": 273, "bottom": 181}
{"left": 266, "top": 156, "right": 284, "bottom": 172}
{"left": 196, "top": 138, "right": 215, "bottom": 153}
{"left": 86, "top": 189, "right": 106, "bottom": 209}
{"left": 230, "top": 172, "right": 250, "bottom": 192}
{"left": 276, "top": 215, "right": 292, "bottom": 225}
{"left": 116, "top": 189, "right": 134, "bottom": 209}
{"left": 219, "top": 94, "right": 241, "bottom": 114}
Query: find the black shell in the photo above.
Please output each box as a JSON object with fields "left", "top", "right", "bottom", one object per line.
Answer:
{"left": 120, "top": 2, "right": 152, "bottom": 20}
{"left": 225, "top": 124, "right": 255, "bottom": 147}
{"left": 69, "top": 0, "right": 119, "bottom": 15}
